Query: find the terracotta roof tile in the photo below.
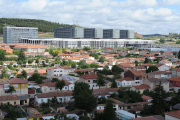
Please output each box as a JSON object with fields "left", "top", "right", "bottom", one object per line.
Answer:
{"left": 133, "top": 84, "right": 150, "bottom": 90}
{"left": 142, "top": 95, "right": 152, "bottom": 100}
{"left": 79, "top": 73, "right": 98, "bottom": 79}
{"left": 116, "top": 77, "right": 133, "bottom": 82}
{"left": 166, "top": 110, "right": 180, "bottom": 119}
{"left": 0, "top": 95, "right": 19, "bottom": 101}
{"left": 36, "top": 92, "right": 73, "bottom": 98}
{"left": 10, "top": 78, "right": 28, "bottom": 84}
{"left": 168, "top": 77, "right": 180, "bottom": 82}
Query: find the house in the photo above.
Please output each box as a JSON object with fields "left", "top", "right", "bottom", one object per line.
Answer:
{"left": 147, "top": 71, "right": 172, "bottom": 79}
{"left": 58, "top": 54, "right": 71, "bottom": 59}
{"left": 165, "top": 54, "right": 175, "bottom": 59}
{"left": 165, "top": 110, "right": 180, "bottom": 120}
{"left": 93, "top": 88, "right": 119, "bottom": 99}
{"left": 0, "top": 94, "right": 29, "bottom": 106}
{"left": 35, "top": 92, "right": 73, "bottom": 105}
{"left": 139, "top": 50, "right": 149, "bottom": 56}
{"left": 10, "top": 78, "right": 28, "bottom": 95}
{"left": 120, "top": 49, "right": 130, "bottom": 53}
{"left": 27, "top": 107, "right": 41, "bottom": 117}
{"left": 159, "top": 60, "right": 172, "bottom": 66}
{"left": 124, "top": 70, "right": 147, "bottom": 80}
{"left": 155, "top": 55, "right": 166, "bottom": 60}
{"left": 118, "top": 52, "right": 127, "bottom": 56}
{"left": 47, "top": 66, "right": 75, "bottom": 77}
{"left": 5, "top": 55, "right": 18, "bottom": 58}
{"left": 13, "top": 44, "right": 49, "bottom": 53}
{"left": 0, "top": 46, "right": 13, "bottom": 54}
{"left": 119, "top": 64, "right": 133, "bottom": 71}
{"left": 79, "top": 73, "right": 99, "bottom": 89}
{"left": 130, "top": 84, "right": 150, "bottom": 94}
{"left": 142, "top": 95, "right": 152, "bottom": 102}
{"left": 151, "top": 51, "right": 161, "bottom": 56}
{"left": 168, "top": 77, "right": 180, "bottom": 87}
{"left": 143, "top": 78, "right": 169, "bottom": 92}
{"left": 141, "top": 63, "right": 154, "bottom": 70}
{"left": 130, "top": 49, "right": 139, "bottom": 55}
{"left": 128, "top": 115, "right": 164, "bottom": 120}
{"left": 3, "top": 61, "right": 18, "bottom": 66}
{"left": 133, "top": 66, "right": 146, "bottom": 71}
{"left": 38, "top": 80, "right": 74, "bottom": 93}
{"left": 103, "top": 48, "right": 113, "bottom": 53}
{"left": 115, "top": 77, "right": 143, "bottom": 87}
{"left": 142, "top": 54, "right": 155, "bottom": 60}
{"left": 172, "top": 68, "right": 180, "bottom": 77}
{"left": 155, "top": 63, "right": 170, "bottom": 71}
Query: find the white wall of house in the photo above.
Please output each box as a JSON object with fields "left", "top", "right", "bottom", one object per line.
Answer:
{"left": 158, "top": 65, "right": 170, "bottom": 71}
{"left": 47, "top": 68, "right": 74, "bottom": 77}
{"left": 116, "top": 80, "right": 143, "bottom": 87}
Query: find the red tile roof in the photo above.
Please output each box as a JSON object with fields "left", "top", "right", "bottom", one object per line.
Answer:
{"left": 116, "top": 77, "right": 133, "bottom": 82}
{"left": 79, "top": 73, "right": 98, "bottom": 79}
{"left": 142, "top": 95, "right": 152, "bottom": 100}
{"left": 129, "top": 70, "right": 147, "bottom": 76}
{"left": 128, "top": 116, "right": 159, "bottom": 120}
{"left": 168, "top": 77, "right": 180, "bottom": 82}
{"left": 142, "top": 54, "right": 154, "bottom": 57}
{"left": 36, "top": 92, "right": 73, "bottom": 98}
{"left": 10, "top": 78, "right": 28, "bottom": 84}
{"left": 166, "top": 110, "right": 180, "bottom": 119}
{"left": 133, "top": 84, "right": 150, "bottom": 90}
{"left": 0, "top": 95, "right": 19, "bottom": 101}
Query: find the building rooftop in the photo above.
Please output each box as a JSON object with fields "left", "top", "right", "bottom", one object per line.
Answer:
{"left": 10, "top": 78, "right": 28, "bottom": 84}
{"left": 165, "top": 110, "right": 180, "bottom": 119}
{"left": 116, "top": 77, "right": 133, "bottom": 82}
{"left": 133, "top": 84, "right": 150, "bottom": 90}
{"left": 79, "top": 73, "right": 98, "bottom": 79}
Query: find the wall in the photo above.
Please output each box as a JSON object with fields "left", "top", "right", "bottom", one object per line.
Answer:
{"left": 165, "top": 114, "right": 180, "bottom": 120}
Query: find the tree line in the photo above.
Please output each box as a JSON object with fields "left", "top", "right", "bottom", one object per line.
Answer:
{"left": 0, "top": 18, "right": 74, "bottom": 34}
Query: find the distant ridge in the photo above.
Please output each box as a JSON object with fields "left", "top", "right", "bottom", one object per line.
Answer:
{"left": 143, "top": 34, "right": 165, "bottom": 37}
{"left": 0, "top": 18, "right": 77, "bottom": 34}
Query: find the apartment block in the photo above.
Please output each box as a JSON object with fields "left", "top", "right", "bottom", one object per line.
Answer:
{"left": 103, "top": 29, "right": 120, "bottom": 39}
{"left": 84, "top": 28, "right": 103, "bottom": 38}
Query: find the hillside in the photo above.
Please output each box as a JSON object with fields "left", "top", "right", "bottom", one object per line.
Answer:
{"left": 0, "top": 18, "right": 74, "bottom": 34}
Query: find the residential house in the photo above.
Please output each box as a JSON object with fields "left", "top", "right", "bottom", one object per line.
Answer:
{"left": 38, "top": 80, "right": 74, "bottom": 93}
{"left": 168, "top": 77, "right": 180, "bottom": 87}
{"left": 172, "top": 68, "right": 180, "bottom": 77}
{"left": 103, "top": 48, "right": 113, "bottom": 53}
{"left": 58, "top": 54, "right": 71, "bottom": 59}
{"left": 27, "top": 107, "right": 41, "bottom": 118}
{"left": 47, "top": 66, "right": 75, "bottom": 77}
{"left": 3, "top": 61, "right": 18, "bottom": 66}
{"left": 142, "top": 95, "right": 152, "bottom": 103}
{"left": 130, "top": 49, "right": 139, "bottom": 55}
{"left": 130, "top": 84, "right": 150, "bottom": 94}
{"left": 67, "top": 57, "right": 80, "bottom": 62}
{"left": 139, "top": 50, "right": 149, "bottom": 56}
{"left": 165, "top": 54, "right": 175, "bottom": 59}
{"left": 34, "top": 92, "right": 73, "bottom": 105}
{"left": 79, "top": 73, "right": 99, "bottom": 89}
{"left": 124, "top": 70, "right": 147, "bottom": 80}
{"left": 141, "top": 63, "right": 154, "bottom": 70}
{"left": 133, "top": 66, "right": 146, "bottom": 71}
{"left": 118, "top": 52, "right": 127, "bottom": 56}
{"left": 128, "top": 115, "right": 164, "bottom": 120}
{"left": 155, "top": 63, "right": 170, "bottom": 71}
{"left": 119, "top": 64, "right": 134, "bottom": 71}
{"left": 159, "top": 60, "right": 172, "bottom": 66}
{"left": 10, "top": 78, "right": 28, "bottom": 95}
{"left": 5, "top": 55, "right": 18, "bottom": 58}
{"left": 165, "top": 110, "right": 180, "bottom": 120}
{"left": 0, "top": 46, "right": 13, "bottom": 54}
{"left": 120, "top": 49, "right": 130, "bottom": 53}
{"left": 142, "top": 54, "right": 155, "bottom": 60}
{"left": 115, "top": 77, "right": 143, "bottom": 87}
{"left": 88, "top": 50, "right": 97, "bottom": 53}
{"left": 93, "top": 88, "right": 119, "bottom": 99}
{"left": 147, "top": 71, "right": 172, "bottom": 79}
{"left": 143, "top": 78, "right": 169, "bottom": 92}
{"left": 151, "top": 51, "right": 161, "bottom": 56}
{"left": 155, "top": 55, "right": 166, "bottom": 60}
{"left": 13, "top": 44, "right": 49, "bottom": 53}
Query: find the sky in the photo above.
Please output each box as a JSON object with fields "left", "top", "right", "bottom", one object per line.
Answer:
{"left": 1, "top": 0, "right": 180, "bottom": 35}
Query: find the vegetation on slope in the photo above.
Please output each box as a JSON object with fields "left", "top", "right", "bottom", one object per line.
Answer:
{"left": 0, "top": 18, "right": 74, "bottom": 34}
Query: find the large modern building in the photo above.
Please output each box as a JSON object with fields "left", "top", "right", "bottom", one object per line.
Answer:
{"left": 84, "top": 28, "right": 103, "bottom": 38}
{"left": 54, "top": 27, "right": 84, "bottom": 38}
{"left": 3, "top": 27, "right": 38, "bottom": 44}
{"left": 103, "top": 29, "right": 120, "bottom": 39}
{"left": 120, "top": 30, "right": 134, "bottom": 39}
{"left": 20, "top": 38, "right": 154, "bottom": 49}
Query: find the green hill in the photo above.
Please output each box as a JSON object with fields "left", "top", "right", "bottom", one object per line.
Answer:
{"left": 0, "top": 18, "right": 75, "bottom": 34}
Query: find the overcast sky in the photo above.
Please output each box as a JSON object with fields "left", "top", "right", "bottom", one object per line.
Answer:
{"left": 0, "top": 0, "right": 180, "bottom": 35}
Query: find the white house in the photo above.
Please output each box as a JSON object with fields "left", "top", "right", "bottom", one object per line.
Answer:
{"left": 159, "top": 60, "right": 172, "bottom": 66}
{"left": 47, "top": 66, "right": 75, "bottom": 77}
{"left": 34, "top": 92, "right": 73, "bottom": 105}
{"left": 115, "top": 77, "right": 143, "bottom": 87}
{"left": 155, "top": 64, "right": 170, "bottom": 71}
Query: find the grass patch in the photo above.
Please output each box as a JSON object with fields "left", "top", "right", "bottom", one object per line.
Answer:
{"left": 38, "top": 32, "right": 54, "bottom": 38}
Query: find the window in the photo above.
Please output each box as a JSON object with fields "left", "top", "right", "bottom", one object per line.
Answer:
{"left": 41, "top": 99, "right": 43, "bottom": 102}
{"left": 25, "top": 100, "right": 27, "bottom": 103}
{"left": 93, "top": 80, "right": 97, "bottom": 83}
{"left": 50, "top": 88, "right": 52, "bottom": 90}
{"left": 22, "top": 84, "right": 25, "bottom": 87}
{"left": 88, "top": 80, "right": 90, "bottom": 82}
{"left": 14, "top": 101, "right": 16, "bottom": 105}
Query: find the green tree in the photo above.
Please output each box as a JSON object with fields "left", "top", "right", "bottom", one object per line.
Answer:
{"left": 99, "top": 56, "right": 105, "bottom": 63}
{"left": 28, "top": 73, "right": 43, "bottom": 84}
{"left": 178, "top": 50, "right": 180, "bottom": 59}
{"left": 71, "top": 63, "right": 76, "bottom": 68}
{"left": 173, "top": 52, "right": 177, "bottom": 58}
{"left": 18, "top": 49, "right": 26, "bottom": 61}
{"left": 56, "top": 80, "right": 66, "bottom": 91}
{"left": 103, "top": 100, "right": 116, "bottom": 120}
{"left": 135, "top": 60, "right": 139, "bottom": 66}
{"left": 13, "top": 50, "right": 20, "bottom": 55}
{"left": 6, "top": 86, "right": 16, "bottom": 94}
{"left": 112, "top": 65, "right": 124, "bottom": 74}
{"left": 45, "top": 58, "right": 49, "bottom": 63}
{"left": 152, "top": 82, "right": 167, "bottom": 114}
{"left": 0, "top": 49, "right": 5, "bottom": 61}
{"left": 97, "top": 74, "right": 105, "bottom": 89}
{"left": 51, "top": 78, "right": 59, "bottom": 82}
{"left": 146, "top": 66, "right": 159, "bottom": 73}
{"left": 0, "top": 66, "right": 9, "bottom": 79}
{"left": 21, "top": 69, "right": 27, "bottom": 79}
{"left": 160, "top": 38, "right": 165, "bottom": 44}
{"left": 111, "top": 79, "right": 117, "bottom": 88}
{"left": 45, "top": 48, "right": 49, "bottom": 52}
{"left": 0, "top": 61, "right": 3, "bottom": 65}
{"left": 144, "top": 58, "right": 150, "bottom": 63}
{"left": 73, "top": 82, "right": 97, "bottom": 116}
{"left": 36, "top": 59, "right": 39, "bottom": 64}
{"left": 83, "top": 47, "right": 91, "bottom": 51}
